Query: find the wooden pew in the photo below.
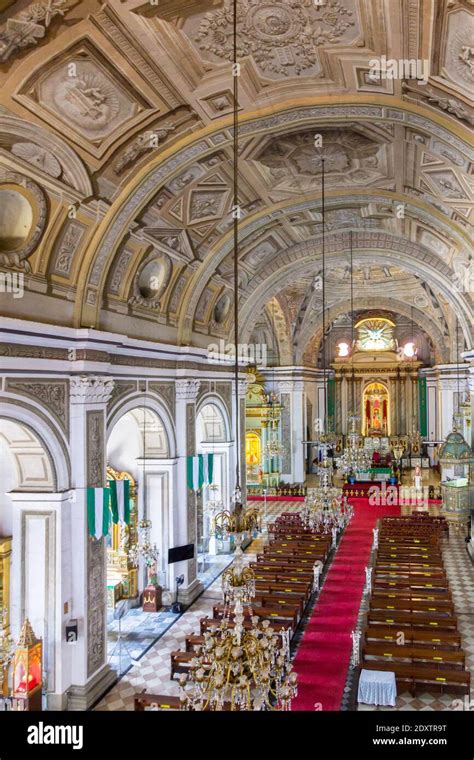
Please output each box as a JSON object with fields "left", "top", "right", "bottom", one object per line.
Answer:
{"left": 368, "top": 610, "right": 458, "bottom": 631}
{"left": 374, "top": 578, "right": 449, "bottom": 593}
{"left": 371, "top": 588, "right": 452, "bottom": 602}
{"left": 185, "top": 634, "right": 204, "bottom": 652}
{"left": 361, "top": 660, "right": 470, "bottom": 696}
{"left": 253, "top": 593, "right": 305, "bottom": 618}
{"left": 254, "top": 579, "right": 312, "bottom": 599}
{"left": 171, "top": 650, "right": 199, "bottom": 679}
{"left": 255, "top": 555, "right": 317, "bottom": 566}
{"left": 364, "top": 626, "right": 461, "bottom": 650}
{"left": 363, "top": 643, "right": 465, "bottom": 668}
{"left": 135, "top": 692, "right": 182, "bottom": 711}
{"left": 212, "top": 602, "right": 299, "bottom": 628}
{"left": 369, "top": 597, "right": 454, "bottom": 616}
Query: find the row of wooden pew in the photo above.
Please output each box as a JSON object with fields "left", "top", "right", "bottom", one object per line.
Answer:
{"left": 135, "top": 514, "right": 334, "bottom": 709}
{"left": 360, "top": 515, "right": 470, "bottom": 697}
{"left": 170, "top": 525, "right": 332, "bottom": 680}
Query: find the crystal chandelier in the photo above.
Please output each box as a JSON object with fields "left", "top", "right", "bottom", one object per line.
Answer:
{"left": 213, "top": 499, "right": 261, "bottom": 540}
{"left": 303, "top": 446, "right": 344, "bottom": 532}
{"left": 221, "top": 533, "right": 256, "bottom": 609}
{"left": 178, "top": 602, "right": 297, "bottom": 710}
{"left": 265, "top": 435, "right": 285, "bottom": 458}
{"left": 336, "top": 414, "right": 371, "bottom": 478}
{"left": 128, "top": 519, "right": 159, "bottom": 568}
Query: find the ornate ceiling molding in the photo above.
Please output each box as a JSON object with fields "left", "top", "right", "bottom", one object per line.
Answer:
{"left": 70, "top": 97, "right": 472, "bottom": 331}
{"left": 233, "top": 234, "right": 472, "bottom": 350}
{"left": 293, "top": 296, "right": 450, "bottom": 366}
{"left": 0, "top": 115, "right": 92, "bottom": 196}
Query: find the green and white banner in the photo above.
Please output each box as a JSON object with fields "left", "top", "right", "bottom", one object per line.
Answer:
{"left": 87, "top": 487, "right": 111, "bottom": 540}
{"left": 110, "top": 479, "right": 131, "bottom": 526}
{"left": 187, "top": 453, "right": 214, "bottom": 491}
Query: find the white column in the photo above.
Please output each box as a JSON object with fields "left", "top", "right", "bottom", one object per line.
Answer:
{"left": 135, "top": 458, "right": 177, "bottom": 591}
{"left": 279, "top": 380, "right": 305, "bottom": 483}
{"left": 9, "top": 491, "right": 73, "bottom": 710}
{"left": 437, "top": 375, "right": 456, "bottom": 439}
{"left": 174, "top": 379, "right": 203, "bottom": 605}
{"left": 469, "top": 372, "right": 474, "bottom": 451}
{"left": 68, "top": 375, "right": 116, "bottom": 711}
{"left": 231, "top": 379, "right": 248, "bottom": 499}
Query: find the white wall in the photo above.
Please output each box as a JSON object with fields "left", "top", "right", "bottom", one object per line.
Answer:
{"left": 0, "top": 438, "right": 15, "bottom": 536}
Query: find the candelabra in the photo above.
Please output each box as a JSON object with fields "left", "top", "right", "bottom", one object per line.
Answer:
{"left": 128, "top": 519, "right": 159, "bottom": 568}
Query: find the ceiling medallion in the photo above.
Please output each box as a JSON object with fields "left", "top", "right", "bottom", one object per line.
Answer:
{"left": 193, "top": 0, "right": 355, "bottom": 78}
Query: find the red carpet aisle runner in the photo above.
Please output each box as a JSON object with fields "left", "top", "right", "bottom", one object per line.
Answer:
{"left": 291, "top": 498, "right": 399, "bottom": 711}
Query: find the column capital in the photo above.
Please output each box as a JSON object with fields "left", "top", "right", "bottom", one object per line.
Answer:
{"left": 232, "top": 378, "right": 249, "bottom": 397}
{"left": 70, "top": 375, "right": 114, "bottom": 404}
{"left": 278, "top": 380, "right": 304, "bottom": 393}
{"left": 176, "top": 378, "right": 200, "bottom": 402}
{"left": 438, "top": 378, "right": 460, "bottom": 391}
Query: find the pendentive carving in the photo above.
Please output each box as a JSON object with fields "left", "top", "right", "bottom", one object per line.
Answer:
{"left": 107, "top": 381, "right": 137, "bottom": 412}
{"left": 148, "top": 381, "right": 176, "bottom": 417}
{"left": 6, "top": 379, "right": 69, "bottom": 435}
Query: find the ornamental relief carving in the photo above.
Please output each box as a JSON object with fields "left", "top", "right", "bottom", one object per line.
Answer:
{"left": 19, "top": 43, "right": 150, "bottom": 149}
{"left": 186, "top": 403, "right": 196, "bottom": 456}
{"left": 107, "top": 381, "right": 137, "bottom": 413}
{"left": 215, "top": 382, "right": 232, "bottom": 419}
{"left": 182, "top": 0, "right": 358, "bottom": 80}
{"left": 442, "top": 9, "right": 474, "bottom": 91}
{"left": 86, "top": 410, "right": 104, "bottom": 488}
{"left": 0, "top": 0, "right": 74, "bottom": 63}
{"left": 87, "top": 536, "right": 106, "bottom": 677}
{"left": 6, "top": 379, "right": 69, "bottom": 435}
{"left": 148, "top": 381, "right": 176, "bottom": 418}
{"left": 254, "top": 128, "right": 386, "bottom": 195}
{"left": 50, "top": 220, "right": 87, "bottom": 277}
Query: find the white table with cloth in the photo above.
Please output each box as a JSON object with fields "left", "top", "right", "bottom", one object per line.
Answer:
{"left": 357, "top": 669, "right": 397, "bottom": 707}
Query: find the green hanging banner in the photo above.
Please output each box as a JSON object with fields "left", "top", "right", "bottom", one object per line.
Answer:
{"left": 327, "top": 377, "right": 336, "bottom": 432}
{"left": 418, "top": 376, "right": 427, "bottom": 437}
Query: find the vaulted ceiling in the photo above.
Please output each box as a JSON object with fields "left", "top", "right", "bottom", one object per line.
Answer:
{"left": 0, "top": 0, "right": 472, "bottom": 364}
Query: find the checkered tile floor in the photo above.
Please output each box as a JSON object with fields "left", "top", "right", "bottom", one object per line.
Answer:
{"left": 353, "top": 532, "right": 474, "bottom": 712}
{"left": 106, "top": 554, "right": 234, "bottom": 677}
